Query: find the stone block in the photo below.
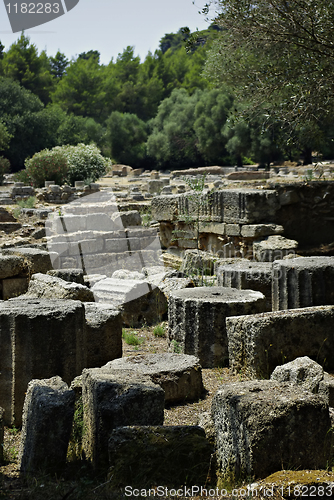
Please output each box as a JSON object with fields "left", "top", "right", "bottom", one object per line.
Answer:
{"left": 168, "top": 287, "right": 266, "bottom": 368}
{"left": 253, "top": 235, "right": 298, "bottom": 262}
{"left": 111, "top": 210, "right": 142, "bottom": 228}
{"left": 216, "top": 260, "right": 272, "bottom": 311}
{"left": 272, "top": 257, "right": 334, "bottom": 310}
{"left": 147, "top": 179, "right": 164, "bottom": 194}
{"left": 108, "top": 426, "right": 213, "bottom": 488}
{"left": 92, "top": 278, "right": 167, "bottom": 327}
{"left": 270, "top": 356, "right": 324, "bottom": 393}
{"left": 0, "top": 222, "right": 22, "bottom": 234}
{"left": 226, "top": 306, "right": 334, "bottom": 378}
{"left": 19, "top": 376, "right": 75, "bottom": 474}
{"left": 225, "top": 224, "right": 241, "bottom": 236}
{"left": 85, "top": 213, "right": 114, "bottom": 231}
{"left": 3, "top": 247, "right": 53, "bottom": 274}
{"left": 83, "top": 303, "right": 122, "bottom": 368}
{"left": 212, "top": 380, "right": 332, "bottom": 480}
{"left": 82, "top": 367, "right": 164, "bottom": 468}
{"left": 319, "top": 373, "right": 334, "bottom": 407}
{"left": 47, "top": 268, "right": 85, "bottom": 285}
{"left": 104, "top": 238, "right": 129, "bottom": 253}
{"left": 25, "top": 273, "right": 94, "bottom": 302}
{"left": 2, "top": 276, "right": 29, "bottom": 299}
{"left": 222, "top": 189, "right": 279, "bottom": 224}
{"left": 180, "top": 249, "right": 217, "bottom": 276}
{"left": 104, "top": 353, "right": 203, "bottom": 404}
{"left": 240, "top": 224, "right": 284, "bottom": 238}
{"left": 0, "top": 299, "right": 86, "bottom": 426}
{"left": 151, "top": 195, "right": 181, "bottom": 222}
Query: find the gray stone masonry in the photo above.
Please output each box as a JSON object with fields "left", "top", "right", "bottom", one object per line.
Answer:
{"left": 0, "top": 299, "right": 86, "bottom": 426}
{"left": 0, "top": 253, "right": 27, "bottom": 279}
{"left": 270, "top": 356, "right": 324, "bottom": 393}
{"left": 83, "top": 303, "right": 122, "bottom": 368}
{"left": 103, "top": 353, "right": 203, "bottom": 404}
{"left": 253, "top": 235, "right": 298, "bottom": 261}
{"left": 216, "top": 259, "right": 272, "bottom": 311}
{"left": 2, "top": 247, "right": 54, "bottom": 274}
{"left": 168, "top": 287, "right": 266, "bottom": 368}
{"left": 19, "top": 376, "right": 75, "bottom": 475}
{"left": 212, "top": 380, "right": 332, "bottom": 481}
{"left": 272, "top": 256, "right": 334, "bottom": 310}
{"left": 82, "top": 367, "right": 164, "bottom": 469}
{"left": 47, "top": 268, "right": 85, "bottom": 285}
{"left": 108, "top": 426, "right": 213, "bottom": 489}
{"left": 25, "top": 273, "right": 94, "bottom": 302}
{"left": 226, "top": 305, "right": 334, "bottom": 378}
{"left": 319, "top": 373, "right": 334, "bottom": 407}
{"left": 92, "top": 278, "right": 167, "bottom": 327}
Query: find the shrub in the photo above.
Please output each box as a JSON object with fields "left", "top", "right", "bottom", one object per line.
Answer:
{"left": 153, "top": 323, "right": 166, "bottom": 338}
{"left": 54, "top": 143, "right": 107, "bottom": 186}
{"left": 23, "top": 148, "right": 68, "bottom": 188}
{"left": 0, "top": 156, "right": 10, "bottom": 185}
{"left": 122, "top": 329, "right": 145, "bottom": 346}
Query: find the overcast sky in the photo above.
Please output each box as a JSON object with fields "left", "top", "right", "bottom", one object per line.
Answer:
{"left": 0, "top": 0, "right": 213, "bottom": 64}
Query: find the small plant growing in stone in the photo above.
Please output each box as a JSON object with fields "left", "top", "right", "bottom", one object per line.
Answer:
{"left": 122, "top": 329, "right": 145, "bottom": 346}
{"left": 171, "top": 339, "right": 182, "bottom": 354}
{"left": 16, "top": 196, "right": 37, "bottom": 209}
{"left": 153, "top": 323, "right": 166, "bottom": 338}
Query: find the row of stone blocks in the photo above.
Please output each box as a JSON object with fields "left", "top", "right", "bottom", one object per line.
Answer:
{"left": 216, "top": 256, "right": 334, "bottom": 311}
{"left": 11, "top": 355, "right": 334, "bottom": 485}
{"left": 151, "top": 189, "right": 280, "bottom": 224}
{"left": 0, "top": 298, "right": 122, "bottom": 426}
{"left": 168, "top": 257, "right": 334, "bottom": 369}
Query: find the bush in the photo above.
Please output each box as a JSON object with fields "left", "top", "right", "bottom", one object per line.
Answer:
{"left": 23, "top": 149, "right": 68, "bottom": 188}
{"left": 54, "top": 143, "right": 107, "bottom": 186}
{"left": 0, "top": 156, "right": 10, "bottom": 185}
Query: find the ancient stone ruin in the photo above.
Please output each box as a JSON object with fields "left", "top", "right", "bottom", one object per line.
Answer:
{"left": 0, "top": 169, "right": 334, "bottom": 491}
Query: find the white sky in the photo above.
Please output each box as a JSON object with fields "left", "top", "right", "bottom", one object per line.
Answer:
{"left": 0, "top": 0, "right": 213, "bottom": 64}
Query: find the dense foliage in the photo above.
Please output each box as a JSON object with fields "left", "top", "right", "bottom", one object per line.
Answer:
{"left": 1, "top": 13, "right": 334, "bottom": 174}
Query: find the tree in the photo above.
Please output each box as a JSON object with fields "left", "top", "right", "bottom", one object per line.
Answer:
{"left": 105, "top": 111, "right": 148, "bottom": 167}
{"left": 0, "top": 120, "right": 12, "bottom": 152}
{"left": 2, "top": 33, "right": 54, "bottom": 103}
{"left": 205, "top": 0, "right": 334, "bottom": 148}
{"left": 50, "top": 51, "right": 69, "bottom": 80}
{"left": 56, "top": 113, "right": 105, "bottom": 148}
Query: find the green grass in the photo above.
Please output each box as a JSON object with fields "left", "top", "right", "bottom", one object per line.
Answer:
{"left": 122, "top": 329, "right": 145, "bottom": 346}
{"left": 153, "top": 323, "right": 166, "bottom": 338}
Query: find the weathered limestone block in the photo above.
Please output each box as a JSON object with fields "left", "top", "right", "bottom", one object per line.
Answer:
{"left": 216, "top": 260, "right": 272, "bottom": 311}
{"left": 104, "top": 353, "right": 203, "bottom": 404}
{"left": 226, "top": 306, "right": 334, "bottom": 378}
{"left": 108, "top": 426, "right": 213, "bottom": 489}
{"left": 212, "top": 380, "right": 332, "bottom": 481}
{"left": 147, "top": 179, "right": 164, "bottom": 194}
{"left": 82, "top": 367, "right": 164, "bottom": 468}
{"left": 47, "top": 268, "right": 85, "bottom": 285}
{"left": 83, "top": 303, "right": 122, "bottom": 368}
{"left": 222, "top": 189, "right": 279, "bottom": 224}
{"left": 168, "top": 287, "right": 266, "bottom": 368}
{"left": 253, "top": 235, "right": 298, "bottom": 262}
{"left": 240, "top": 224, "right": 284, "bottom": 238}
{"left": 19, "top": 376, "right": 75, "bottom": 474}
{"left": 270, "top": 356, "right": 324, "bottom": 393}
{"left": 319, "top": 373, "right": 334, "bottom": 407}
{"left": 181, "top": 249, "right": 217, "bottom": 276}
{"left": 25, "top": 273, "right": 94, "bottom": 301}
{"left": 0, "top": 299, "right": 86, "bottom": 426}
{"left": 111, "top": 210, "right": 142, "bottom": 227}
{"left": 2, "top": 276, "right": 29, "bottom": 300}
{"left": 92, "top": 278, "right": 167, "bottom": 327}
{"left": 2, "top": 247, "right": 53, "bottom": 274}
{"left": 0, "top": 222, "right": 22, "bottom": 234}
{"left": 272, "top": 257, "right": 334, "bottom": 310}
{"left": 151, "top": 194, "right": 181, "bottom": 222}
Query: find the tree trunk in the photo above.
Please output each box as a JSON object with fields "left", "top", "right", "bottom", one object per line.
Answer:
{"left": 303, "top": 147, "right": 313, "bottom": 165}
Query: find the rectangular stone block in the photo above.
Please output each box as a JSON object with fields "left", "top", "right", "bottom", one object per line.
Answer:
{"left": 82, "top": 368, "right": 164, "bottom": 469}
{"left": 212, "top": 380, "right": 331, "bottom": 480}
{"left": 0, "top": 299, "right": 86, "bottom": 426}
{"left": 104, "top": 238, "right": 129, "bottom": 253}
{"left": 227, "top": 306, "right": 334, "bottom": 378}
{"left": 151, "top": 194, "right": 181, "bottom": 222}
{"left": 2, "top": 277, "right": 29, "bottom": 299}
{"left": 222, "top": 189, "right": 279, "bottom": 224}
